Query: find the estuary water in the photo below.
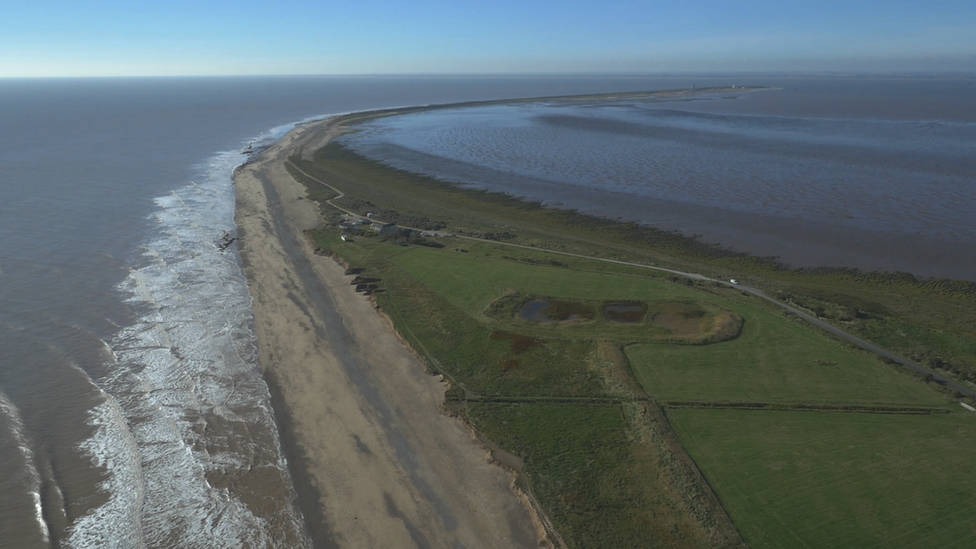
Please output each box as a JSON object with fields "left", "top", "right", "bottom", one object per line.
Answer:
{"left": 342, "top": 77, "right": 976, "bottom": 280}
{"left": 0, "top": 75, "right": 724, "bottom": 548}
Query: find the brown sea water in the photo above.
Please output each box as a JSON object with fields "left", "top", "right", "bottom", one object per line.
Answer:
{"left": 342, "top": 77, "right": 976, "bottom": 280}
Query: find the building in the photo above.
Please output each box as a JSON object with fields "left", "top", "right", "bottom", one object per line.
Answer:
{"left": 338, "top": 220, "right": 362, "bottom": 233}
{"left": 371, "top": 222, "right": 398, "bottom": 236}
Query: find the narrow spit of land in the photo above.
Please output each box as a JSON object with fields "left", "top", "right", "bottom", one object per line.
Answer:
{"left": 277, "top": 95, "right": 976, "bottom": 548}
{"left": 235, "top": 120, "right": 544, "bottom": 548}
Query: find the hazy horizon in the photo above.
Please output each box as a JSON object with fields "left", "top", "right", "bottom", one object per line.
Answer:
{"left": 1, "top": 70, "right": 974, "bottom": 81}
{"left": 2, "top": 0, "right": 974, "bottom": 78}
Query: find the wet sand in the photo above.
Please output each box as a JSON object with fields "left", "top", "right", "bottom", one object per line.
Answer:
{"left": 234, "top": 119, "right": 544, "bottom": 548}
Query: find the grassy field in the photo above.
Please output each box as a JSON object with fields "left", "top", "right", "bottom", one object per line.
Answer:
{"left": 469, "top": 401, "right": 735, "bottom": 549}
{"left": 291, "top": 112, "right": 974, "bottom": 547}
{"left": 669, "top": 409, "right": 976, "bottom": 548}
{"left": 311, "top": 231, "right": 746, "bottom": 546}
{"left": 312, "top": 226, "right": 961, "bottom": 547}
{"left": 337, "top": 239, "right": 945, "bottom": 405}
{"left": 627, "top": 302, "right": 950, "bottom": 406}
{"left": 293, "top": 140, "right": 976, "bottom": 387}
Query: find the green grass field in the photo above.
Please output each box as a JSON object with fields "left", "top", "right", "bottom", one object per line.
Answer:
{"left": 296, "top": 124, "right": 975, "bottom": 548}
{"left": 317, "top": 227, "right": 962, "bottom": 546}
{"left": 627, "top": 303, "right": 949, "bottom": 406}
{"left": 669, "top": 409, "right": 976, "bottom": 548}
{"left": 389, "top": 245, "right": 695, "bottom": 315}
{"left": 342, "top": 240, "right": 945, "bottom": 407}
{"left": 469, "top": 402, "right": 734, "bottom": 549}
{"left": 314, "top": 230, "right": 747, "bottom": 545}
{"left": 294, "top": 140, "right": 976, "bottom": 387}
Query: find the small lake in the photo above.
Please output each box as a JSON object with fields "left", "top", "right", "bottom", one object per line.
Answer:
{"left": 602, "top": 303, "right": 647, "bottom": 323}
{"left": 518, "top": 299, "right": 594, "bottom": 323}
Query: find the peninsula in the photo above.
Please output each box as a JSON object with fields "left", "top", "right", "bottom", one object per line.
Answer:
{"left": 236, "top": 90, "right": 976, "bottom": 548}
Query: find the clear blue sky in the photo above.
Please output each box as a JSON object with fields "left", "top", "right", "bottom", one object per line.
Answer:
{"left": 2, "top": 0, "right": 974, "bottom": 77}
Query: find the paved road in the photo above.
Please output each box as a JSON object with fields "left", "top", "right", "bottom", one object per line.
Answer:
{"left": 289, "top": 161, "right": 976, "bottom": 400}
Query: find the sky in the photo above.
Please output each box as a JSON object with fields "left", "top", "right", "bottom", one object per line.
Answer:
{"left": 1, "top": 0, "right": 974, "bottom": 77}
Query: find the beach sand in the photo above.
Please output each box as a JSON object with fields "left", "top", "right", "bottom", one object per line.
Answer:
{"left": 235, "top": 119, "right": 544, "bottom": 548}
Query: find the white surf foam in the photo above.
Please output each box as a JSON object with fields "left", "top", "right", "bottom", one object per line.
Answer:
{"left": 0, "top": 388, "right": 50, "bottom": 544}
{"left": 69, "top": 129, "right": 312, "bottom": 547}
{"left": 65, "top": 394, "right": 146, "bottom": 549}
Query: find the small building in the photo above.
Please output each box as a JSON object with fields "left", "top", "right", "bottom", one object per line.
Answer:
{"left": 371, "top": 222, "right": 398, "bottom": 236}
{"left": 338, "top": 221, "right": 361, "bottom": 233}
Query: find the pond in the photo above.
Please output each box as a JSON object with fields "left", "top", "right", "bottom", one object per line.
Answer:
{"left": 518, "top": 299, "right": 595, "bottom": 323}
{"left": 601, "top": 303, "right": 647, "bottom": 323}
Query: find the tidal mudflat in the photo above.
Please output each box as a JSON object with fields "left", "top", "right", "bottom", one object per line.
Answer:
{"left": 341, "top": 88, "right": 976, "bottom": 280}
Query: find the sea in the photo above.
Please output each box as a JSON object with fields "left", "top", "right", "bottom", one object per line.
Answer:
{"left": 0, "top": 74, "right": 973, "bottom": 547}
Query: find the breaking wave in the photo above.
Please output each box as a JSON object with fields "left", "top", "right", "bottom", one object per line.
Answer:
{"left": 67, "top": 125, "right": 312, "bottom": 547}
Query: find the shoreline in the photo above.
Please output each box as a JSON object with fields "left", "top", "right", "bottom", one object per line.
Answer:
{"left": 234, "top": 118, "right": 546, "bottom": 548}
{"left": 330, "top": 87, "right": 974, "bottom": 282}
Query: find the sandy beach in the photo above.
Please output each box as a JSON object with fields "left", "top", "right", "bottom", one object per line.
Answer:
{"left": 234, "top": 119, "right": 544, "bottom": 548}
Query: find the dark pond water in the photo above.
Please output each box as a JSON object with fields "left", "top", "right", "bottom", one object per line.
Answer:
{"left": 602, "top": 303, "right": 647, "bottom": 323}
{"left": 518, "top": 299, "right": 594, "bottom": 323}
